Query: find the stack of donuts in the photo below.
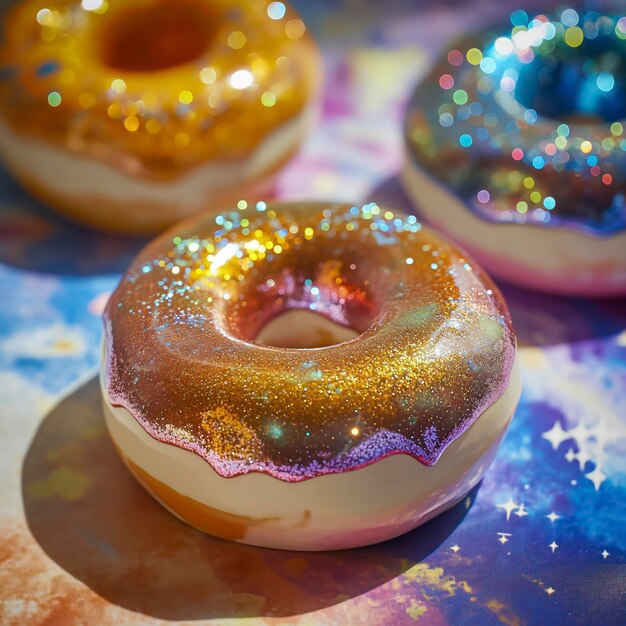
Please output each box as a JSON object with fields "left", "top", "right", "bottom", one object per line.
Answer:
{"left": 2, "top": 2, "right": 622, "bottom": 549}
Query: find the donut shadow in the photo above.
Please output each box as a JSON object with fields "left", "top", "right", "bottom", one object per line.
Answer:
{"left": 0, "top": 165, "right": 148, "bottom": 276}
{"left": 370, "top": 173, "right": 626, "bottom": 347}
{"left": 22, "top": 377, "right": 475, "bottom": 621}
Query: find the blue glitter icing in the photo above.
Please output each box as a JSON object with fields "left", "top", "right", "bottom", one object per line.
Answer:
{"left": 406, "top": 8, "right": 626, "bottom": 236}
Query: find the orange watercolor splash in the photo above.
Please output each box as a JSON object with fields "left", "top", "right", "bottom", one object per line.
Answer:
{"left": 0, "top": 521, "right": 110, "bottom": 626}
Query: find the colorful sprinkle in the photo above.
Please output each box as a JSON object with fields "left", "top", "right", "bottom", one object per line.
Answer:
{"left": 47, "top": 91, "right": 61, "bottom": 107}
{"left": 439, "top": 74, "right": 454, "bottom": 90}
{"left": 453, "top": 89, "right": 468, "bottom": 105}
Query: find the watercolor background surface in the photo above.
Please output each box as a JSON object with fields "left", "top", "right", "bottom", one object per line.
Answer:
{"left": 0, "top": 1, "right": 624, "bottom": 624}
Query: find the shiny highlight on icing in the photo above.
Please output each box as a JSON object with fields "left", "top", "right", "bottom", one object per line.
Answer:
{"left": 104, "top": 202, "right": 515, "bottom": 482}
{"left": 0, "top": 0, "right": 318, "bottom": 179}
{"left": 406, "top": 8, "right": 626, "bottom": 236}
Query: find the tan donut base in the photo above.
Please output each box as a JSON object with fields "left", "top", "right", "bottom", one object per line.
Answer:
{"left": 0, "top": 109, "right": 313, "bottom": 234}
{"left": 2, "top": 155, "right": 283, "bottom": 235}
{"left": 402, "top": 156, "right": 626, "bottom": 296}
{"left": 115, "top": 446, "right": 275, "bottom": 542}
{"left": 101, "top": 354, "right": 521, "bottom": 551}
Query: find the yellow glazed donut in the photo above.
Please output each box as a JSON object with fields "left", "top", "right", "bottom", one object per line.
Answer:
{"left": 0, "top": 0, "right": 320, "bottom": 233}
{"left": 102, "top": 201, "right": 521, "bottom": 550}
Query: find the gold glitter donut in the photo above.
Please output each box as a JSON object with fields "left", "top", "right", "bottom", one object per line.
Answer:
{"left": 102, "top": 201, "right": 520, "bottom": 550}
{"left": 0, "top": 0, "right": 320, "bottom": 233}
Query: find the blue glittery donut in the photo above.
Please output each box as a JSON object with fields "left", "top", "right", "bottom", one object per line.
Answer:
{"left": 403, "top": 8, "right": 626, "bottom": 296}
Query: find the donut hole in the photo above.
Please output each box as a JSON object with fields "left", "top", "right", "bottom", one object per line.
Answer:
{"left": 99, "top": 1, "right": 217, "bottom": 73}
{"left": 220, "top": 242, "right": 383, "bottom": 350}
{"left": 514, "top": 35, "right": 626, "bottom": 123}
{"left": 254, "top": 310, "right": 359, "bottom": 349}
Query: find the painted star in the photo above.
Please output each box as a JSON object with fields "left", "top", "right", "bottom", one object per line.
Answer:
{"left": 542, "top": 421, "right": 570, "bottom": 450}
{"left": 497, "top": 532, "right": 512, "bottom": 545}
{"left": 574, "top": 448, "right": 592, "bottom": 470}
{"left": 602, "top": 550, "right": 609, "bottom": 559}
{"left": 549, "top": 541, "right": 558, "bottom": 553}
{"left": 546, "top": 587, "right": 556, "bottom": 596}
{"left": 546, "top": 511, "right": 561, "bottom": 523}
{"left": 450, "top": 544, "right": 460, "bottom": 553}
{"left": 497, "top": 498, "right": 519, "bottom": 521}
{"left": 515, "top": 503, "right": 529, "bottom": 517}
{"left": 585, "top": 465, "right": 606, "bottom": 491}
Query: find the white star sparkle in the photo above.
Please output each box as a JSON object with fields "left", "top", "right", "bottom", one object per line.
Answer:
{"left": 602, "top": 550, "right": 609, "bottom": 559}
{"left": 534, "top": 358, "right": 624, "bottom": 492}
{"left": 574, "top": 449, "right": 593, "bottom": 470}
{"left": 515, "top": 503, "right": 529, "bottom": 518}
{"left": 585, "top": 466, "right": 606, "bottom": 491}
{"left": 497, "top": 532, "right": 512, "bottom": 545}
{"left": 542, "top": 421, "right": 570, "bottom": 450}
{"left": 546, "top": 511, "right": 561, "bottom": 523}
{"left": 450, "top": 544, "right": 460, "bottom": 553}
{"left": 549, "top": 541, "right": 558, "bottom": 553}
{"left": 497, "top": 498, "right": 520, "bottom": 521}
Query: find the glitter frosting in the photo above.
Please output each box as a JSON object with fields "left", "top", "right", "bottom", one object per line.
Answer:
{"left": 406, "top": 8, "right": 626, "bottom": 236}
{"left": 0, "top": 0, "right": 319, "bottom": 179}
{"left": 104, "top": 201, "right": 516, "bottom": 482}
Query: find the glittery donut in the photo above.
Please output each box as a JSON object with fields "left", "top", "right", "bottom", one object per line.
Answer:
{"left": 0, "top": 0, "right": 320, "bottom": 233}
{"left": 403, "top": 8, "right": 626, "bottom": 296}
{"left": 101, "top": 201, "right": 520, "bottom": 550}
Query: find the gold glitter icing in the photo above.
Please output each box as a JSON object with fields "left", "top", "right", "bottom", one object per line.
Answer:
{"left": 0, "top": 0, "right": 320, "bottom": 179}
{"left": 104, "top": 202, "right": 516, "bottom": 481}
